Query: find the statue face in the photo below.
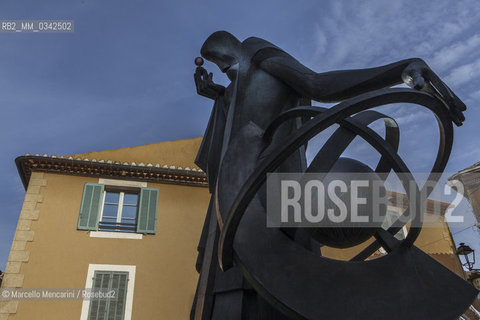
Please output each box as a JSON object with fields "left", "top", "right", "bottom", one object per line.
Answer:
{"left": 225, "top": 63, "right": 239, "bottom": 81}
{"left": 201, "top": 31, "right": 241, "bottom": 76}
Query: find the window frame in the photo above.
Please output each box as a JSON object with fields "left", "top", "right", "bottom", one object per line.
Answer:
{"left": 378, "top": 206, "right": 408, "bottom": 254}
{"left": 89, "top": 179, "right": 148, "bottom": 240}
{"left": 383, "top": 207, "right": 408, "bottom": 240}
{"left": 98, "top": 188, "right": 140, "bottom": 233}
{"left": 80, "top": 264, "right": 136, "bottom": 320}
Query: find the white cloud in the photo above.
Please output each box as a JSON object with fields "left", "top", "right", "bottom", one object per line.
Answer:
{"left": 469, "top": 89, "right": 480, "bottom": 101}
{"left": 296, "top": 0, "right": 480, "bottom": 175}
{"left": 306, "top": 0, "right": 480, "bottom": 72}
{"left": 430, "top": 34, "right": 480, "bottom": 72}
{"left": 446, "top": 57, "right": 480, "bottom": 86}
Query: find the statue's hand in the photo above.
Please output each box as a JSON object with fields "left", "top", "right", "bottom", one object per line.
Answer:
{"left": 402, "top": 59, "right": 466, "bottom": 126}
{"left": 194, "top": 67, "right": 225, "bottom": 100}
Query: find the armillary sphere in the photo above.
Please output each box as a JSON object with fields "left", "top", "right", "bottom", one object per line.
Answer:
{"left": 214, "top": 88, "right": 478, "bottom": 320}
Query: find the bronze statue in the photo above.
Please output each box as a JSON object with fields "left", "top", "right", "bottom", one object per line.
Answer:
{"left": 191, "top": 31, "right": 475, "bottom": 320}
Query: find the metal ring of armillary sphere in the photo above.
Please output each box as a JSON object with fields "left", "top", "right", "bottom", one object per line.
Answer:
{"left": 214, "top": 88, "right": 477, "bottom": 320}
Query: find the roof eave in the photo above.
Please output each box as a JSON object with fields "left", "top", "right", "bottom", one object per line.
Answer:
{"left": 15, "top": 155, "right": 208, "bottom": 190}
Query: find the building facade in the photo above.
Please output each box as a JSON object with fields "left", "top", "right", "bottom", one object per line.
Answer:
{"left": 450, "top": 161, "right": 480, "bottom": 225}
{"left": 1, "top": 137, "right": 210, "bottom": 319}
{"left": 0, "top": 136, "right": 477, "bottom": 319}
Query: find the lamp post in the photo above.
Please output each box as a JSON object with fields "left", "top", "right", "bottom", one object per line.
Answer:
{"left": 456, "top": 242, "right": 476, "bottom": 271}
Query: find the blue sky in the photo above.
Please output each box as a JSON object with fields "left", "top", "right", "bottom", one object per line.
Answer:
{"left": 1, "top": 0, "right": 480, "bottom": 270}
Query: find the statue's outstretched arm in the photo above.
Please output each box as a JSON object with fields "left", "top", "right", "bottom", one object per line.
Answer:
{"left": 255, "top": 49, "right": 466, "bottom": 125}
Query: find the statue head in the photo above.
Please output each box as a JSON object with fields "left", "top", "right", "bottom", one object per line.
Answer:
{"left": 201, "top": 31, "right": 241, "bottom": 74}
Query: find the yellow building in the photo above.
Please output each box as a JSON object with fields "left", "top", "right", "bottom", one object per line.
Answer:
{"left": 0, "top": 136, "right": 475, "bottom": 319}
{"left": 1, "top": 137, "right": 210, "bottom": 320}
{"left": 450, "top": 161, "right": 480, "bottom": 225}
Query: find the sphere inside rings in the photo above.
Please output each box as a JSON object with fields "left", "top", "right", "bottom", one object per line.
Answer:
{"left": 195, "top": 57, "right": 204, "bottom": 66}
{"left": 304, "top": 157, "right": 387, "bottom": 248}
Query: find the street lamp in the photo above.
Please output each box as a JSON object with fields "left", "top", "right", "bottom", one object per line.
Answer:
{"left": 456, "top": 242, "right": 476, "bottom": 271}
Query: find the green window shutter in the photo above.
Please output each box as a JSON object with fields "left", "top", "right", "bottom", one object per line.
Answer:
{"left": 88, "top": 271, "right": 129, "bottom": 320}
{"left": 88, "top": 272, "right": 109, "bottom": 319}
{"left": 78, "top": 183, "right": 104, "bottom": 230}
{"left": 108, "top": 272, "right": 129, "bottom": 320}
{"left": 137, "top": 187, "right": 158, "bottom": 234}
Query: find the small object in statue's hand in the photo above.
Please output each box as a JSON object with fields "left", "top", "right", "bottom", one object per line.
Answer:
{"left": 195, "top": 57, "right": 204, "bottom": 67}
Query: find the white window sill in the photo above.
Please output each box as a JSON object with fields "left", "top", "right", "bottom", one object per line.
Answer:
{"left": 89, "top": 231, "right": 143, "bottom": 239}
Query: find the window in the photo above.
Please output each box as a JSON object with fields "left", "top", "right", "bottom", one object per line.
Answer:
{"left": 99, "top": 191, "right": 139, "bottom": 233}
{"left": 80, "top": 264, "right": 136, "bottom": 320}
{"left": 379, "top": 209, "right": 408, "bottom": 254}
{"left": 88, "top": 271, "right": 128, "bottom": 320}
{"left": 77, "top": 182, "right": 158, "bottom": 235}
{"left": 381, "top": 209, "right": 407, "bottom": 240}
